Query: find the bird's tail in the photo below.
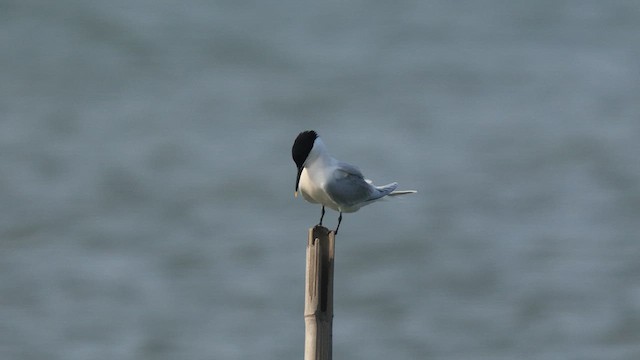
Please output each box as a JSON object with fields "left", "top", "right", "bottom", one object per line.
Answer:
{"left": 376, "top": 182, "right": 418, "bottom": 196}
{"left": 375, "top": 183, "right": 418, "bottom": 196}
{"left": 368, "top": 182, "right": 416, "bottom": 202}
{"left": 374, "top": 182, "right": 398, "bottom": 196}
{"left": 388, "top": 189, "right": 417, "bottom": 196}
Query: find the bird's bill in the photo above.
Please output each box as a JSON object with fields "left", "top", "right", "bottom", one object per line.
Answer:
{"left": 295, "top": 167, "right": 303, "bottom": 197}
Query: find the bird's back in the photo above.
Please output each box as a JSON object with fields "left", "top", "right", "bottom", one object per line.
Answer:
{"left": 324, "top": 162, "right": 374, "bottom": 212}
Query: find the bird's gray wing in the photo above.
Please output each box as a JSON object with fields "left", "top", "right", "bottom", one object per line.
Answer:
{"left": 325, "top": 162, "right": 373, "bottom": 207}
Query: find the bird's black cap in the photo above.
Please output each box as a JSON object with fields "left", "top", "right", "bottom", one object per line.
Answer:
{"left": 292, "top": 130, "right": 318, "bottom": 194}
{"left": 292, "top": 130, "right": 318, "bottom": 169}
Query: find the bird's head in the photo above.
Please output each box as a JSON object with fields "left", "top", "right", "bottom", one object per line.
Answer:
{"left": 291, "top": 130, "right": 318, "bottom": 197}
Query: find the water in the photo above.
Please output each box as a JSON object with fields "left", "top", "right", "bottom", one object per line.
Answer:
{"left": 1, "top": 1, "right": 640, "bottom": 359}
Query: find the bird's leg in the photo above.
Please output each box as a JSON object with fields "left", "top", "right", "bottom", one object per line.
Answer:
{"left": 318, "top": 206, "right": 325, "bottom": 226}
{"left": 334, "top": 212, "right": 342, "bottom": 235}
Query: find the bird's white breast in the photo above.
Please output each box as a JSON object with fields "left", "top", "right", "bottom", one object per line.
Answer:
{"left": 299, "top": 166, "right": 342, "bottom": 212}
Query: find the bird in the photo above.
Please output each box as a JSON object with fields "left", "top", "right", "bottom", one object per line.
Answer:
{"left": 292, "top": 130, "right": 416, "bottom": 235}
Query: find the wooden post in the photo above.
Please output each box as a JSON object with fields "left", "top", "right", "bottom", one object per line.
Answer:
{"left": 304, "top": 225, "right": 335, "bottom": 360}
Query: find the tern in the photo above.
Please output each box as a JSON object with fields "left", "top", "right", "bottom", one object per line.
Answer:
{"left": 292, "top": 130, "right": 416, "bottom": 235}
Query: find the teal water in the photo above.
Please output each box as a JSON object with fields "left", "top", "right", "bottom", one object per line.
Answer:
{"left": 1, "top": 1, "right": 639, "bottom": 359}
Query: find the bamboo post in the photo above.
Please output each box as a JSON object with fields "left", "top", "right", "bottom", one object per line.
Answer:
{"left": 304, "top": 225, "right": 335, "bottom": 360}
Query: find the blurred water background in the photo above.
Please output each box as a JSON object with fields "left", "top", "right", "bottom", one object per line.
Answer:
{"left": 2, "top": 1, "right": 640, "bottom": 359}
